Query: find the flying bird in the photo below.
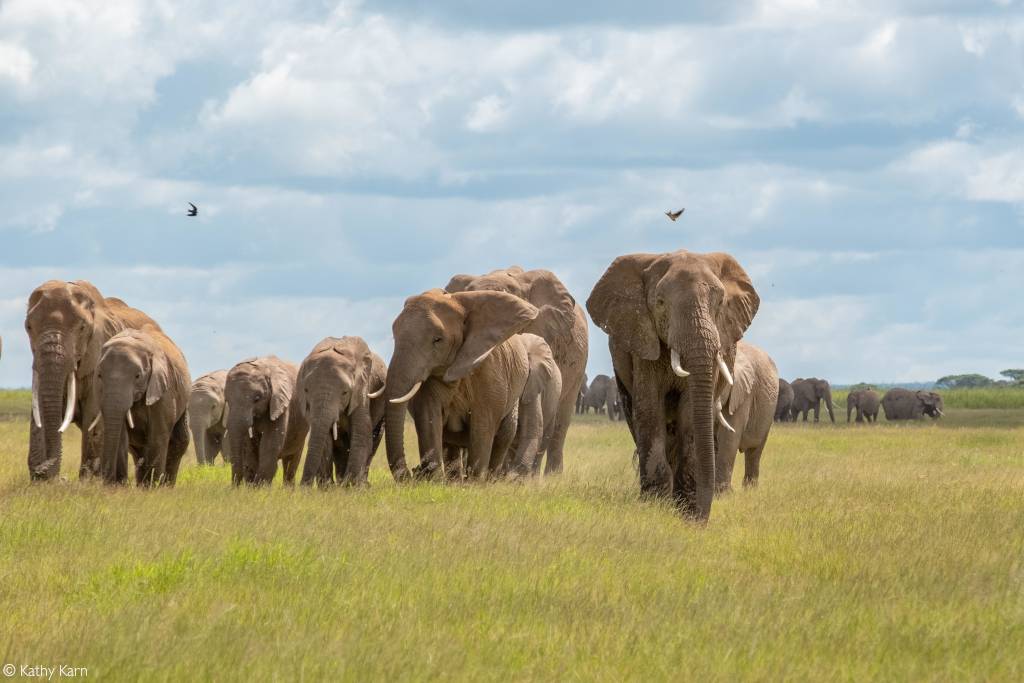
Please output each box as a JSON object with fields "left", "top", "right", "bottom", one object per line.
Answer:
{"left": 187, "top": 202, "right": 198, "bottom": 217}
{"left": 665, "top": 208, "right": 685, "bottom": 221}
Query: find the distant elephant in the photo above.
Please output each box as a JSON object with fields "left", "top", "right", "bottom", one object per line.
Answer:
{"left": 882, "top": 388, "right": 944, "bottom": 420}
{"left": 445, "top": 267, "right": 588, "bottom": 475}
{"left": 383, "top": 289, "right": 538, "bottom": 481}
{"left": 224, "top": 356, "right": 309, "bottom": 486}
{"left": 847, "top": 389, "right": 880, "bottom": 423}
{"left": 790, "top": 377, "right": 836, "bottom": 423}
{"left": 582, "top": 374, "right": 613, "bottom": 414}
{"left": 714, "top": 341, "right": 778, "bottom": 493}
{"left": 587, "top": 249, "right": 760, "bottom": 521}
{"left": 24, "top": 280, "right": 161, "bottom": 481}
{"left": 606, "top": 381, "right": 623, "bottom": 421}
{"left": 297, "top": 337, "right": 387, "bottom": 487}
{"left": 189, "top": 370, "right": 230, "bottom": 465}
{"left": 95, "top": 328, "right": 191, "bottom": 486}
{"left": 775, "top": 378, "right": 794, "bottom": 422}
{"left": 509, "top": 334, "right": 562, "bottom": 477}
{"left": 576, "top": 372, "right": 588, "bottom": 414}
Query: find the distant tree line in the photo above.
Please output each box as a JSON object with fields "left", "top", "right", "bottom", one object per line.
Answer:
{"left": 935, "top": 370, "right": 1024, "bottom": 389}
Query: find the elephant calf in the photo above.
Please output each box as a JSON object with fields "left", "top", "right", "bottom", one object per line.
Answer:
{"left": 506, "top": 334, "right": 562, "bottom": 477}
{"left": 882, "top": 388, "right": 944, "bottom": 421}
{"left": 847, "top": 388, "right": 880, "bottom": 423}
{"left": 95, "top": 328, "right": 191, "bottom": 486}
{"left": 224, "top": 356, "right": 309, "bottom": 486}
{"left": 715, "top": 341, "right": 779, "bottom": 492}
{"left": 189, "top": 370, "right": 230, "bottom": 465}
{"left": 297, "top": 337, "right": 387, "bottom": 487}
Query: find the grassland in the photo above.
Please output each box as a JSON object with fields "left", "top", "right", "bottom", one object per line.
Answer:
{"left": 0, "top": 393, "right": 1022, "bottom": 681}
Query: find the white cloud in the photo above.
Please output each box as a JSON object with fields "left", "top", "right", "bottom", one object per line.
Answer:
{"left": 892, "top": 138, "right": 1024, "bottom": 203}
{"left": 465, "top": 95, "right": 509, "bottom": 132}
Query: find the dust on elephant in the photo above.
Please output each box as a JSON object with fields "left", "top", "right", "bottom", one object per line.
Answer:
{"left": 224, "top": 356, "right": 309, "bottom": 486}
{"left": 576, "top": 372, "right": 588, "bottom": 414}
{"left": 714, "top": 341, "right": 778, "bottom": 493}
{"left": 847, "top": 388, "right": 880, "bottom": 423}
{"left": 790, "top": 377, "right": 836, "bottom": 423}
{"left": 189, "top": 370, "right": 230, "bottom": 465}
{"left": 882, "top": 388, "right": 944, "bottom": 420}
{"left": 775, "top": 378, "right": 794, "bottom": 422}
{"left": 297, "top": 336, "right": 386, "bottom": 487}
{"left": 508, "top": 334, "right": 562, "bottom": 477}
{"left": 445, "top": 267, "right": 588, "bottom": 476}
{"left": 96, "top": 328, "right": 191, "bottom": 486}
{"left": 587, "top": 249, "right": 760, "bottom": 522}
{"left": 24, "top": 281, "right": 162, "bottom": 481}
{"left": 383, "top": 289, "right": 538, "bottom": 481}
{"left": 582, "top": 374, "right": 613, "bottom": 414}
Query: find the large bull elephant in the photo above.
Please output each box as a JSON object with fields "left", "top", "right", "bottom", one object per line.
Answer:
{"left": 24, "top": 280, "right": 161, "bottom": 481}
{"left": 224, "top": 356, "right": 309, "bottom": 486}
{"left": 847, "top": 388, "right": 881, "bottom": 423}
{"left": 297, "top": 336, "right": 386, "bottom": 487}
{"left": 882, "top": 388, "right": 944, "bottom": 420}
{"left": 775, "top": 378, "right": 794, "bottom": 422}
{"left": 790, "top": 377, "right": 836, "bottom": 423}
{"left": 587, "top": 249, "right": 760, "bottom": 522}
{"left": 445, "top": 267, "right": 588, "bottom": 475}
{"left": 714, "top": 341, "right": 778, "bottom": 492}
{"left": 189, "top": 370, "right": 230, "bottom": 465}
{"left": 95, "top": 328, "right": 191, "bottom": 486}
{"left": 383, "top": 289, "right": 538, "bottom": 481}
{"left": 581, "top": 374, "right": 613, "bottom": 414}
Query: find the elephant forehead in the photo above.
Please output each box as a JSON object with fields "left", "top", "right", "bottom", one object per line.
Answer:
{"left": 398, "top": 297, "right": 461, "bottom": 329}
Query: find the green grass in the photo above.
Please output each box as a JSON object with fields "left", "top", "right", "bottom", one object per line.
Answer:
{"left": 1, "top": 406, "right": 1023, "bottom": 680}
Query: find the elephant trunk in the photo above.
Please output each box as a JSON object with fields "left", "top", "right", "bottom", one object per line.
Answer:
{"left": 303, "top": 401, "right": 337, "bottom": 485}
{"left": 824, "top": 387, "right": 836, "bottom": 423}
{"left": 383, "top": 364, "right": 417, "bottom": 482}
{"left": 190, "top": 419, "right": 207, "bottom": 465}
{"left": 675, "top": 318, "right": 718, "bottom": 522}
{"left": 34, "top": 343, "right": 73, "bottom": 480}
{"left": 226, "top": 410, "right": 254, "bottom": 485}
{"left": 100, "top": 400, "right": 131, "bottom": 483}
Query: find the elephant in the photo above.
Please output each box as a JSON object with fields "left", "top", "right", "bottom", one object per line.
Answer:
{"left": 714, "top": 341, "right": 778, "bottom": 493}
{"left": 510, "top": 334, "right": 562, "bottom": 477}
{"left": 790, "top": 377, "right": 836, "bottom": 423}
{"left": 775, "top": 378, "right": 794, "bottom": 422}
{"left": 383, "top": 288, "right": 538, "bottom": 482}
{"left": 587, "top": 249, "right": 760, "bottom": 522}
{"left": 581, "top": 374, "right": 613, "bottom": 414}
{"left": 188, "top": 370, "right": 230, "bottom": 465}
{"left": 445, "top": 267, "right": 588, "bottom": 475}
{"left": 224, "top": 356, "right": 309, "bottom": 486}
{"left": 847, "top": 388, "right": 880, "bottom": 423}
{"left": 297, "top": 336, "right": 387, "bottom": 487}
{"left": 24, "top": 280, "right": 161, "bottom": 481}
{"left": 576, "top": 372, "right": 588, "bottom": 415}
{"left": 882, "top": 388, "right": 944, "bottom": 420}
{"left": 95, "top": 328, "right": 191, "bottom": 486}
{"left": 606, "top": 381, "right": 623, "bottom": 421}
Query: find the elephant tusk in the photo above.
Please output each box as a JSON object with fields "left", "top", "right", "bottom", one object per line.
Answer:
{"left": 126, "top": 408, "right": 134, "bottom": 430}
{"left": 58, "top": 373, "right": 76, "bottom": 433}
{"left": 88, "top": 411, "right": 101, "bottom": 433}
{"left": 670, "top": 348, "right": 690, "bottom": 378}
{"left": 716, "top": 400, "right": 736, "bottom": 433}
{"left": 389, "top": 381, "right": 422, "bottom": 404}
{"left": 332, "top": 421, "right": 338, "bottom": 441}
{"left": 717, "top": 356, "right": 733, "bottom": 386}
{"left": 248, "top": 425, "right": 254, "bottom": 439}
{"left": 31, "top": 372, "right": 42, "bottom": 429}
{"left": 935, "top": 408, "right": 944, "bottom": 416}
{"left": 366, "top": 385, "right": 385, "bottom": 399}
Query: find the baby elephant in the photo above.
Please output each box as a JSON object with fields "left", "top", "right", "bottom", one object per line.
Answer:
{"left": 509, "top": 334, "right": 562, "bottom": 477}
{"left": 224, "top": 356, "right": 308, "bottom": 486}
{"left": 95, "top": 328, "right": 191, "bottom": 486}
{"left": 189, "top": 370, "right": 231, "bottom": 465}
{"left": 847, "top": 388, "right": 880, "bottom": 423}
{"left": 297, "top": 337, "right": 387, "bottom": 487}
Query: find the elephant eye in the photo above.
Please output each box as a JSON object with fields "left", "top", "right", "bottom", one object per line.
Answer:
{"left": 253, "top": 393, "right": 262, "bottom": 402}
{"left": 432, "top": 336, "right": 443, "bottom": 344}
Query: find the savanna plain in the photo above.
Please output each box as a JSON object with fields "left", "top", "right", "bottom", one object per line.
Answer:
{"left": 1, "top": 390, "right": 1022, "bottom": 681}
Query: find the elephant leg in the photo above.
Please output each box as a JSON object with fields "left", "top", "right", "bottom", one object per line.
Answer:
{"left": 743, "top": 442, "right": 765, "bottom": 488}
{"left": 27, "top": 421, "right": 56, "bottom": 481}
{"left": 342, "top": 407, "right": 373, "bottom": 486}
{"left": 442, "top": 445, "right": 464, "bottom": 481}
{"left": 165, "top": 415, "right": 190, "bottom": 487}
{"left": 138, "top": 429, "right": 170, "bottom": 488}
{"left": 466, "top": 418, "right": 497, "bottom": 481}
{"left": 543, "top": 391, "right": 576, "bottom": 476}
{"left": 513, "top": 400, "right": 543, "bottom": 477}
{"left": 409, "top": 396, "right": 444, "bottom": 479}
{"left": 334, "top": 432, "right": 352, "bottom": 486}
{"left": 714, "top": 424, "right": 741, "bottom": 494}
{"left": 204, "top": 432, "right": 221, "bottom": 466}
{"left": 488, "top": 410, "right": 518, "bottom": 478}
{"left": 813, "top": 400, "right": 821, "bottom": 423}
{"left": 256, "top": 428, "right": 285, "bottom": 485}
{"left": 633, "top": 363, "right": 670, "bottom": 498}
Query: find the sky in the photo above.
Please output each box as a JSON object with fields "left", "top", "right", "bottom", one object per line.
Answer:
{"left": 0, "top": 0, "right": 1022, "bottom": 387}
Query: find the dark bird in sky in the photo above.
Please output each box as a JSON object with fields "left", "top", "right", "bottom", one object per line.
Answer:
{"left": 665, "top": 208, "right": 685, "bottom": 221}
{"left": 187, "top": 202, "right": 198, "bottom": 217}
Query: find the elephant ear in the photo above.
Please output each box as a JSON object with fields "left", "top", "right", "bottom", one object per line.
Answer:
{"left": 521, "top": 335, "right": 559, "bottom": 404}
{"left": 520, "top": 269, "right": 578, "bottom": 347}
{"left": 586, "top": 254, "right": 661, "bottom": 361}
{"left": 348, "top": 343, "right": 376, "bottom": 415}
{"left": 146, "top": 347, "right": 171, "bottom": 406}
{"left": 444, "top": 273, "right": 477, "bottom": 293}
{"left": 708, "top": 253, "right": 760, "bottom": 347}
{"left": 445, "top": 291, "right": 539, "bottom": 382}
{"left": 725, "top": 348, "right": 755, "bottom": 417}
{"left": 267, "top": 359, "right": 295, "bottom": 421}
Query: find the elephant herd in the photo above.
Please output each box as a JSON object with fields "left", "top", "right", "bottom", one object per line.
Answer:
{"left": 13, "top": 248, "right": 948, "bottom": 522}
{"left": 774, "top": 379, "right": 945, "bottom": 424}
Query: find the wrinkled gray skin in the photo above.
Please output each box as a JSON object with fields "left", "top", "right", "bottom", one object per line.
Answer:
{"left": 790, "top": 377, "right": 836, "bottom": 423}
{"left": 297, "top": 337, "right": 386, "bottom": 487}
{"left": 714, "top": 341, "right": 778, "bottom": 493}
{"left": 847, "top": 389, "right": 881, "bottom": 423}
{"left": 587, "top": 250, "right": 759, "bottom": 522}
{"left": 224, "top": 356, "right": 309, "bottom": 486}
{"left": 96, "top": 328, "right": 191, "bottom": 486}
{"left": 445, "top": 267, "right": 588, "bottom": 476}
{"left": 576, "top": 372, "right": 588, "bottom": 414}
{"left": 24, "top": 280, "right": 161, "bottom": 481}
{"left": 189, "top": 370, "right": 230, "bottom": 465}
{"left": 775, "top": 378, "right": 794, "bottom": 422}
{"left": 507, "top": 334, "right": 562, "bottom": 477}
{"left": 384, "top": 289, "right": 538, "bottom": 482}
{"left": 582, "top": 374, "right": 614, "bottom": 414}
{"left": 882, "top": 388, "right": 944, "bottom": 420}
